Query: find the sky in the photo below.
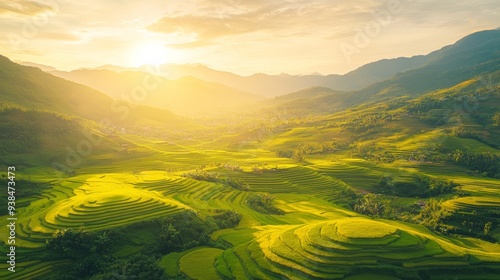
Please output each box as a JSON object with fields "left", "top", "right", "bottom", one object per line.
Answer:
{"left": 0, "top": 0, "right": 498, "bottom": 75}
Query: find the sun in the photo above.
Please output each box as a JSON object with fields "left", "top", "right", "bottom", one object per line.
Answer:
{"left": 130, "top": 42, "right": 170, "bottom": 66}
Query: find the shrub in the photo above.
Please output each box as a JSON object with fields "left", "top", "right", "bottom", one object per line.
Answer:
{"left": 374, "top": 175, "right": 459, "bottom": 198}
{"left": 353, "top": 194, "right": 387, "bottom": 217}
{"left": 182, "top": 168, "right": 220, "bottom": 182}
{"left": 211, "top": 209, "right": 242, "bottom": 229}
{"left": 447, "top": 150, "right": 500, "bottom": 177}
{"left": 225, "top": 177, "right": 249, "bottom": 191}
{"left": 156, "top": 212, "right": 215, "bottom": 253}
{"left": 246, "top": 193, "right": 284, "bottom": 215}
{"left": 415, "top": 199, "right": 452, "bottom": 228}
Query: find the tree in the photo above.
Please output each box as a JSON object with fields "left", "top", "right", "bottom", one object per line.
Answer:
{"left": 212, "top": 209, "right": 242, "bottom": 228}
{"left": 492, "top": 112, "right": 500, "bottom": 126}
{"left": 292, "top": 148, "right": 305, "bottom": 162}
{"left": 47, "top": 227, "right": 96, "bottom": 258}
{"left": 415, "top": 199, "right": 451, "bottom": 228}
{"left": 159, "top": 222, "right": 181, "bottom": 251}
{"left": 353, "top": 194, "right": 386, "bottom": 217}
{"left": 225, "top": 177, "right": 249, "bottom": 191}
{"left": 247, "top": 193, "right": 284, "bottom": 214}
{"left": 484, "top": 222, "right": 493, "bottom": 235}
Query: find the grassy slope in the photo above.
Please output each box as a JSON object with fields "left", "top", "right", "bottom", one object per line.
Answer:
{"left": 0, "top": 55, "right": 187, "bottom": 128}
{"left": 2, "top": 104, "right": 499, "bottom": 278}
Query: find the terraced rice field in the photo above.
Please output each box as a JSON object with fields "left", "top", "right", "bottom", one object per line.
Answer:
{"left": 0, "top": 260, "right": 71, "bottom": 279}
{"left": 2, "top": 144, "right": 500, "bottom": 279}
{"left": 214, "top": 217, "right": 500, "bottom": 279}
{"left": 179, "top": 247, "right": 224, "bottom": 280}
{"left": 309, "top": 160, "right": 386, "bottom": 190}
{"left": 2, "top": 173, "right": 192, "bottom": 249}
{"left": 443, "top": 196, "right": 500, "bottom": 213}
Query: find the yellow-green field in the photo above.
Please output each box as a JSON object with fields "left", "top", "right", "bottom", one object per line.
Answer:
{"left": 1, "top": 96, "right": 500, "bottom": 279}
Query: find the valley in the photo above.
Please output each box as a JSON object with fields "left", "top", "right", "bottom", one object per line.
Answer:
{"left": 0, "top": 29, "right": 499, "bottom": 279}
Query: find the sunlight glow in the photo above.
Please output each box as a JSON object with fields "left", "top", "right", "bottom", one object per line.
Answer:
{"left": 130, "top": 42, "right": 171, "bottom": 66}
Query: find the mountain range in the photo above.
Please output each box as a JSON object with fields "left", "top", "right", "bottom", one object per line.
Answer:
{"left": 6, "top": 28, "right": 500, "bottom": 120}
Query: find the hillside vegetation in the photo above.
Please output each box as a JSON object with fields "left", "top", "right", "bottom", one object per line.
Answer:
{"left": 0, "top": 29, "right": 500, "bottom": 279}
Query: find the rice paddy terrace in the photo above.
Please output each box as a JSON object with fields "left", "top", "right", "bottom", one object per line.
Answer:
{"left": 1, "top": 133, "right": 500, "bottom": 279}
{"left": 213, "top": 218, "right": 500, "bottom": 280}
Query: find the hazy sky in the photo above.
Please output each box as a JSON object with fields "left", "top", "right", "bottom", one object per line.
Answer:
{"left": 0, "top": 0, "right": 498, "bottom": 75}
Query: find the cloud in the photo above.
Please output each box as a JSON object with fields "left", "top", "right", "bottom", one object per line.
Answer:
{"left": 147, "top": 14, "right": 253, "bottom": 46}
{"left": 146, "top": 0, "right": 408, "bottom": 48}
{"left": 147, "top": 1, "right": 363, "bottom": 47}
{"left": 0, "top": 0, "right": 55, "bottom": 16}
{"left": 40, "top": 31, "right": 80, "bottom": 41}
{"left": 1, "top": 0, "right": 499, "bottom": 75}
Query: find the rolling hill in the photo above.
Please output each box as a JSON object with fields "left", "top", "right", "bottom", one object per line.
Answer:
{"left": 51, "top": 68, "right": 264, "bottom": 116}
{"left": 349, "top": 29, "right": 500, "bottom": 104}
{"left": 270, "top": 29, "right": 500, "bottom": 115}
{"left": 0, "top": 55, "right": 184, "bottom": 127}
{"left": 144, "top": 55, "right": 430, "bottom": 97}
{"left": 23, "top": 52, "right": 430, "bottom": 98}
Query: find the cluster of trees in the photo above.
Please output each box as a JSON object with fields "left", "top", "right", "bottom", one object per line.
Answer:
{"left": 48, "top": 234, "right": 164, "bottom": 279}
{"left": 276, "top": 141, "right": 345, "bottom": 161}
{"left": 155, "top": 210, "right": 242, "bottom": 253}
{"left": 276, "top": 148, "right": 304, "bottom": 162}
{"left": 337, "top": 188, "right": 361, "bottom": 208}
{"left": 0, "top": 123, "right": 39, "bottom": 152}
{"left": 352, "top": 194, "right": 455, "bottom": 232}
{"left": 407, "top": 97, "right": 435, "bottom": 114}
{"left": 405, "top": 96, "right": 445, "bottom": 114}
{"left": 446, "top": 150, "right": 500, "bottom": 178}
{"left": 412, "top": 199, "right": 497, "bottom": 242}
{"left": 246, "top": 193, "right": 284, "bottom": 215}
{"left": 251, "top": 163, "right": 279, "bottom": 173}
{"left": 182, "top": 168, "right": 220, "bottom": 182}
{"left": 450, "top": 126, "right": 498, "bottom": 148}
{"left": 46, "top": 228, "right": 133, "bottom": 279}
{"left": 218, "top": 163, "right": 243, "bottom": 172}
{"left": 336, "top": 112, "right": 394, "bottom": 133}
{"left": 419, "top": 113, "right": 447, "bottom": 126}
{"left": 206, "top": 162, "right": 243, "bottom": 172}
{"left": 451, "top": 126, "right": 483, "bottom": 140}
{"left": 461, "top": 218, "right": 495, "bottom": 235}
{"left": 224, "top": 177, "right": 249, "bottom": 191}
{"left": 47, "top": 228, "right": 111, "bottom": 259}
{"left": 373, "top": 147, "right": 500, "bottom": 179}
{"left": 374, "top": 175, "right": 459, "bottom": 198}
{"left": 90, "top": 254, "right": 165, "bottom": 280}
{"left": 181, "top": 167, "right": 252, "bottom": 191}
{"left": 404, "top": 90, "right": 500, "bottom": 130}
{"left": 353, "top": 194, "right": 388, "bottom": 218}
{"left": 211, "top": 209, "right": 242, "bottom": 229}
{"left": 493, "top": 112, "right": 500, "bottom": 126}
{"left": 156, "top": 212, "right": 213, "bottom": 253}
{"left": 414, "top": 199, "right": 452, "bottom": 228}
{"left": 349, "top": 187, "right": 497, "bottom": 242}
{"left": 329, "top": 112, "right": 398, "bottom": 140}
{"left": 0, "top": 107, "right": 79, "bottom": 153}
{"left": 349, "top": 141, "right": 382, "bottom": 159}
{"left": 446, "top": 209, "right": 498, "bottom": 241}
{"left": 45, "top": 210, "right": 244, "bottom": 279}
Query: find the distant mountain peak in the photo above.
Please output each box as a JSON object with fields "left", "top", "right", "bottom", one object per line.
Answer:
{"left": 14, "top": 60, "right": 58, "bottom": 72}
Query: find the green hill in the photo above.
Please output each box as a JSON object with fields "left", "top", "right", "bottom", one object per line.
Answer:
{"left": 272, "top": 29, "right": 500, "bottom": 115}
{"left": 0, "top": 55, "right": 184, "bottom": 127}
